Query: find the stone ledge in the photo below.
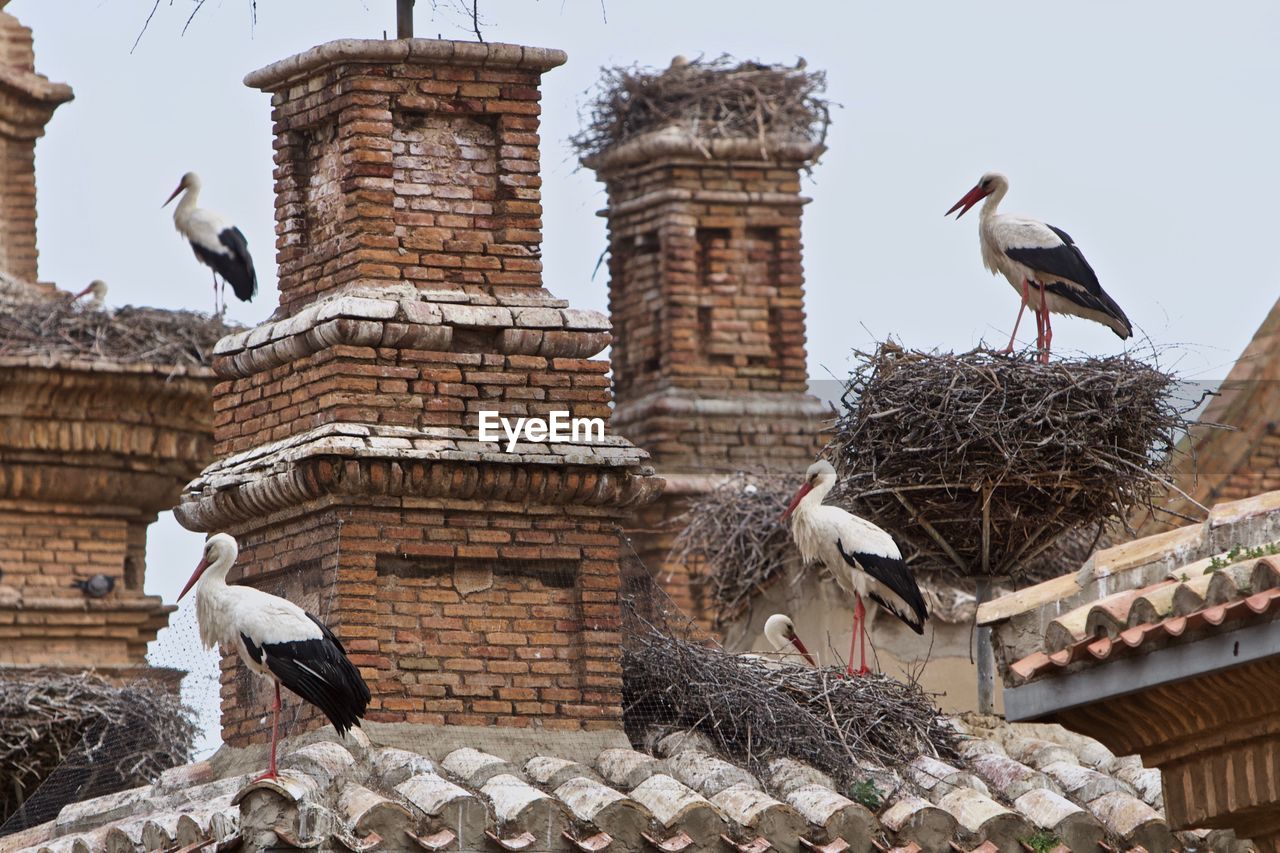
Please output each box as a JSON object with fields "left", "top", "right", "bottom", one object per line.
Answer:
{"left": 177, "top": 423, "right": 661, "bottom": 530}
{"left": 212, "top": 285, "right": 611, "bottom": 379}
{"left": 612, "top": 388, "right": 830, "bottom": 427}
{"left": 244, "top": 38, "right": 567, "bottom": 90}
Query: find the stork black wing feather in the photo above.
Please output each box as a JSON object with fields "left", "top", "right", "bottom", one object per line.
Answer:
{"left": 190, "top": 227, "right": 257, "bottom": 302}
{"left": 1003, "top": 225, "right": 1132, "bottom": 337}
{"left": 259, "top": 614, "right": 370, "bottom": 736}
{"left": 836, "top": 541, "right": 928, "bottom": 634}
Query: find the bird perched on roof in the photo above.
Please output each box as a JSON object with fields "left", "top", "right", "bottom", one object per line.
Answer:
{"left": 783, "top": 460, "right": 928, "bottom": 676}
{"left": 179, "top": 533, "right": 370, "bottom": 780}
{"left": 164, "top": 172, "right": 257, "bottom": 316}
{"left": 70, "top": 574, "right": 116, "bottom": 598}
{"left": 947, "top": 172, "right": 1132, "bottom": 364}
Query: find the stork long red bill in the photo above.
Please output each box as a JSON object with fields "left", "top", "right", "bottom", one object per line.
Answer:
{"left": 781, "top": 482, "right": 814, "bottom": 521}
{"left": 178, "top": 556, "right": 209, "bottom": 601}
{"left": 163, "top": 180, "right": 186, "bottom": 207}
{"left": 946, "top": 182, "right": 991, "bottom": 218}
{"left": 787, "top": 631, "right": 817, "bottom": 666}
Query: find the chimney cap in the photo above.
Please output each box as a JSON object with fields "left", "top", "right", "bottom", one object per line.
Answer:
{"left": 245, "top": 37, "right": 567, "bottom": 91}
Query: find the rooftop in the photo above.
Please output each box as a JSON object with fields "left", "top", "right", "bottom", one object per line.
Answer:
{"left": 6, "top": 714, "right": 1250, "bottom": 853}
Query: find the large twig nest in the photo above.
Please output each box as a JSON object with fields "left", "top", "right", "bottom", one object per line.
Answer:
{"left": 0, "top": 670, "right": 196, "bottom": 831}
{"left": 831, "top": 345, "right": 1198, "bottom": 578}
{"left": 0, "top": 297, "right": 237, "bottom": 369}
{"left": 668, "top": 469, "right": 804, "bottom": 624}
{"left": 572, "top": 55, "right": 831, "bottom": 160}
{"left": 621, "top": 605, "right": 958, "bottom": 784}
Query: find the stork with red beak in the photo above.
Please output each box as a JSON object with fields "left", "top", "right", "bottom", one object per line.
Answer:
{"left": 179, "top": 533, "right": 370, "bottom": 780}
{"left": 782, "top": 460, "right": 927, "bottom": 676}
{"left": 947, "top": 172, "right": 1132, "bottom": 364}
{"left": 743, "top": 613, "right": 816, "bottom": 666}
{"left": 164, "top": 172, "right": 257, "bottom": 315}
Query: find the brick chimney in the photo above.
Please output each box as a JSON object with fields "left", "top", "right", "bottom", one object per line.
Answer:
{"left": 176, "top": 39, "right": 659, "bottom": 746}
{"left": 0, "top": 2, "right": 72, "bottom": 284}
{"left": 584, "top": 91, "right": 828, "bottom": 626}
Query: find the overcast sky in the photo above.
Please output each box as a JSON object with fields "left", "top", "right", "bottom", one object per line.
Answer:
{"left": 13, "top": 0, "right": 1278, "bottom": 754}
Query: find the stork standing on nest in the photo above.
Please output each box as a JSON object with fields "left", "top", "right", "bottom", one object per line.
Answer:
{"left": 782, "top": 460, "right": 928, "bottom": 676}
{"left": 947, "top": 172, "right": 1132, "bottom": 364}
{"left": 70, "top": 280, "right": 108, "bottom": 308}
{"left": 179, "top": 533, "right": 370, "bottom": 780}
{"left": 164, "top": 172, "right": 257, "bottom": 315}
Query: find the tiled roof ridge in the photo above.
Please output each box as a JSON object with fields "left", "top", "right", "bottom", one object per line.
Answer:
{"left": 1010, "top": 555, "right": 1280, "bottom": 684}
{"left": 10, "top": 717, "right": 1251, "bottom": 853}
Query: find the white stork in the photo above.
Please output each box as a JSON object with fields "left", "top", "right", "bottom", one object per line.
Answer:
{"left": 71, "top": 280, "right": 108, "bottom": 307}
{"left": 178, "top": 533, "right": 370, "bottom": 780}
{"left": 741, "top": 613, "right": 816, "bottom": 666}
{"left": 782, "top": 460, "right": 928, "bottom": 676}
{"left": 164, "top": 172, "right": 257, "bottom": 315}
{"left": 947, "top": 172, "right": 1132, "bottom": 364}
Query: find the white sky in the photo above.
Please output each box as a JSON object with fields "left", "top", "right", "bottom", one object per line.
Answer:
{"left": 12, "top": 0, "right": 1279, "bottom": 754}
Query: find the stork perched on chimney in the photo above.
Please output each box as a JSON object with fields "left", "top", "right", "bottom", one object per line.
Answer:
{"left": 164, "top": 172, "right": 257, "bottom": 315}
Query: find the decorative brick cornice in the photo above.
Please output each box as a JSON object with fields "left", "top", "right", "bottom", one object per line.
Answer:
{"left": 0, "top": 591, "right": 174, "bottom": 665}
{"left": 244, "top": 38, "right": 567, "bottom": 91}
{"left": 176, "top": 423, "right": 660, "bottom": 531}
{"left": 212, "top": 286, "right": 610, "bottom": 380}
{"left": 0, "top": 363, "right": 215, "bottom": 510}
{"left": 611, "top": 388, "right": 829, "bottom": 429}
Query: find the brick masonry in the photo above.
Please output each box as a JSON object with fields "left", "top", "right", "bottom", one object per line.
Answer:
{"left": 0, "top": 3, "right": 71, "bottom": 284}
{"left": 584, "top": 125, "right": 829, "bottom": 627}
{"left": 0, "top": 361, "right": 216, "bottom": 669}
{"left": 0, "top": 6, "right": 216, "bottom": 673}
{"left": 177, "top": 39, "right": 659, "bottom": 747}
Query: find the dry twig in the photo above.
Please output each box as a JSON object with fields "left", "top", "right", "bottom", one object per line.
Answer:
{"left": 0, "top": 670, "right": 195, "bottom": 829}
{"left": 0, "top": 298, "right": 235, "bottom": 371}
{"left": 830, "top": 345, "right": 1200, "bottom": 578}
{"left": 572, "top": 56, "right": 830, "bottom": 160}
{"left": 622, "top": 611, "right": 958, "bottom": 786}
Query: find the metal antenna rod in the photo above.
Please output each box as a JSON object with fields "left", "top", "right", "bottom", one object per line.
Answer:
{"left": 397, "top": 0, "right": 415, "bottom": 39}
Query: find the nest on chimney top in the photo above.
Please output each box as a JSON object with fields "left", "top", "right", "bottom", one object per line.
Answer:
{"left": 621, "top": 602, "right": 960, "bottom": 785}
{"left": 0, "top": 669, "right": 195, "bottom": 832}
{"left": 829, "top": 342, "right": 1209, "bottom": 580}
{"left": 0, "top": 294, "right": 239, "bottom": 371}
{"left": 571, "top": 55, "right": 831, "bottom": 160}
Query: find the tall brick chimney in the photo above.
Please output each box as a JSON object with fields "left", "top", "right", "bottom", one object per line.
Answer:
{"left": 176, "top": 39, "right": 658, "bottom": 746}
{"left": 0, "top": 1, "right": 72, "bottom": 283}
{"left": 584, "top": 84, "right": 828, "bottom": 626}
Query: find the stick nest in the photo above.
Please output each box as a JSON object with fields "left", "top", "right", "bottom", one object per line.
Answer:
{"left": 0, "top": 298, "right": 237, "bottom": 370}
{"left": 831, "top": 345, "right": 1194, "bottom": 578}
{"left": 0, "top": 670, "right": 196, "bottom": 830}
{"left": 571, "top": 55, "right": 831, "bottom": 159}
{"left": 669, "top": 469, "right": 805, "bottom": 624}
{"left": 622, "top": 612, "right": 958, "bottom": 784}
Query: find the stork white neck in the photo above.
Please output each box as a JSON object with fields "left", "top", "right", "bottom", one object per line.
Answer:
{"left": 794, "top": 469, "right": 836, "bottom": 517}
{"left": 170, "top": 174, "right": 203, "bottom": 227}
{"left": 980, "top": 176, "right": 1009, "bottom": 222}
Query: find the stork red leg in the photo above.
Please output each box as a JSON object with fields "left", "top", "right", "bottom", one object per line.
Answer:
{"left": 846, "top": 604, "right": 859, "bottom": 678}
{"left": 854, "top": 595, "right": 870, "bottom": 676}
{"left": 1000, "top": 278, "right": 1031, "bottom": 355}
{"left": 253, "top": 681, "right": 282, "bottom": 782}
{"left": 1038, "top": 280, "right": 1053, "bottom": 364}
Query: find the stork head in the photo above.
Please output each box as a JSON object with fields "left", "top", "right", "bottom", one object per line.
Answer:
{"left": 178, "top": 532, "right": 239, "bottom": 600}
{"left": 763, "top": 613, "right": 816, "bottom": 665}
{"left": 946, "top": 172, "right": 1008, "bottom": 218}
{"left": 73, "top": 280, "right": 108, "bottom": 303}
{"left": 781, "top": 459, "right": 838, "bottom": 521}
{"left": 163, "top": 172, "right": 201, "bottom": 207}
